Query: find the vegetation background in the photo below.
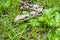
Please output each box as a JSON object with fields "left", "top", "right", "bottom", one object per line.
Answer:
{"left": 0, "top": 0, "right": 60, "bottom": 40}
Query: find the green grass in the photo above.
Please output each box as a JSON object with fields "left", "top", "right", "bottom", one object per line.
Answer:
{"left": 0, "top": 0, "right": 60, "bottom": 40}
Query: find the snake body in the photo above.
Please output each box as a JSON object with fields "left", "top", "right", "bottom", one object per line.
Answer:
{"left": 14, "top": 0, "right": 43, "bottom": 22}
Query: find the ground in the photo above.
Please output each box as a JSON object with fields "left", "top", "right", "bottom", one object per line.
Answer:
{"left": 0, "top": 0, "right": 60, "bottom": 40}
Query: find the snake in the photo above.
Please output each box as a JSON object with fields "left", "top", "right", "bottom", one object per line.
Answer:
{"left": 14, "top": 0, "right": 43, "bottom": 22}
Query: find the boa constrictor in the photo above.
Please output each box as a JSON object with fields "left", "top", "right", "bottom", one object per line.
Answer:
{"left": 14, "top": 0, "right": 43, "bottom": 22}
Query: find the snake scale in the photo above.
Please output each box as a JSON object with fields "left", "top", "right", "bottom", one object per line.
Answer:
{"left": 14, "top": 0, "right": 43, "bottom": 22}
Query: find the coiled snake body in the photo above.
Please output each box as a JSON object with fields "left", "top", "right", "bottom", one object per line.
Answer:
{"left": 14, "top": 0, "right": 43, "bottom": 22}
